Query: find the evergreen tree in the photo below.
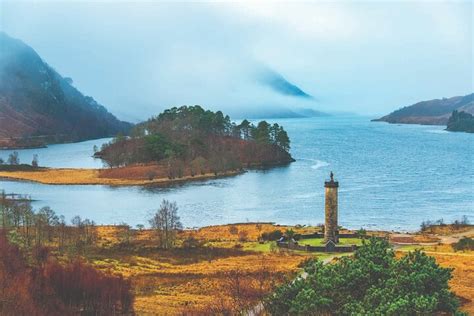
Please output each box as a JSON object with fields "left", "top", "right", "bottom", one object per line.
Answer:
{"left": 265, "top": 238, "right": 461, "bottom": 315}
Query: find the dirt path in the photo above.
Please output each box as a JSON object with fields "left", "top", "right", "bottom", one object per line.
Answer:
{"left": 436, "top": 228, "right": 474, "bottom": 244}
{"left": 390, "top": 228, "right": 474, "bottom": 247}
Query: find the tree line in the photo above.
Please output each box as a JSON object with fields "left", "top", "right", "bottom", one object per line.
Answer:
{"left": 446, "top": 110, "right": 474, "bottom": 133}
{"left": 0, "top": 151, "right": 39, "bottom": 167}
{"left": 0, "top": 192, "right": 133, "bottom": 315}
{"left": 97, "top": 105, "right": 292, "bottom": 170}
{"left": 0, "top": 191, "right": 99, "bottom": 256}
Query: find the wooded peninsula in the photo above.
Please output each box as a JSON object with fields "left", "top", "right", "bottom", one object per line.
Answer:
{"left": 0, "top": 106, "right": 294, "bottom": 186}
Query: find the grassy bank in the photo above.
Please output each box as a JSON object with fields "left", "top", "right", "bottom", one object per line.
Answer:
{"left": 0, "top": 167, "right": 243, "bottom": 186}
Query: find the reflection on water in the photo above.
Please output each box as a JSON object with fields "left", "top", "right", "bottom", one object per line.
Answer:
{"left": 0, "top": 116, "right": 472, "bottom": 231}
{"left": 0, "top": 138, "right": 111, "bottom": 169}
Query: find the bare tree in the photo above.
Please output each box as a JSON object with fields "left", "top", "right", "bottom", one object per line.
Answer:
{"left": 37, "top": 206, "right": 58, "bottom": 242}
{"left": 149, "top": 200, "right": 183, "bottom": 249}
{"left": 7, "top": 151, "right": 19, "bottom": 165}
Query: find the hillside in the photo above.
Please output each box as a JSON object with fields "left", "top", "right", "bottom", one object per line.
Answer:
{"left": 0, "top": 32, "right": 132, "bottom": 148}
{"left": 373, "top": 93, "right": 474, "bottom": 125}
{"left": 255, "top": 66, "right": 313, "bottom": 99}
{"left": 96, "top": 106, "right": 294, "bottom": 178}
{"left": 446, "top": 110, "right": 474, "bottom": 133}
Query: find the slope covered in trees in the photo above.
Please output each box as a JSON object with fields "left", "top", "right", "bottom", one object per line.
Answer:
{"left": 0, "top": 193, "right": 134, "bottom": 315}
{"left": 374, "top": 93, "right": 474, "bottom": 125}
{"left": 446, "top": 110, "right": 474, "bottom": 133}
{"left": 0, "top": 32, "right": 132, "bottom": 148}
{"left": 97, "top": 106, "right": 293, "bottom": 176}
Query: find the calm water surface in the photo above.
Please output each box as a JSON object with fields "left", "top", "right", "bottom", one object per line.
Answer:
{"left": 0, "top": 116, "right": 472, "bottom": 231}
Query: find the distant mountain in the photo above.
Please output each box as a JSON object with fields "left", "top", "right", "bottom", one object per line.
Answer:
{"left": 234, "top": 107, "right": 328, "bottom": 119}
{"left": 373, "top": 93, "right": 474, "bottom": 125}
{"left": 0, "top": 32, "right": 132, "bottom": 148}
{"left": 255, "top": 66, "right": 313, "bottom": 99}
{"left": 295, "top": 108, "right": 329, "bottom": 117}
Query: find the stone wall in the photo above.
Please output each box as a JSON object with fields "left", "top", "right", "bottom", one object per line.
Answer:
{"left": 277, "top": 241, "right": 357, "bottom": 253}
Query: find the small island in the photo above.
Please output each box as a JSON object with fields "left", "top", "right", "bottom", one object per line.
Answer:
{"left": 95, "top": 105, "right": 294, "bottom": 180}
{"left": 0, "top": 106, "right": 294, "bottom": 186}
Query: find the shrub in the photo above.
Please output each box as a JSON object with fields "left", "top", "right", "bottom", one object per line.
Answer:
{"left": 238, "top": 230, "right": 249, "bottom": 242}
{"left": 229, "top": 225, "right": 239, "bottom": 235}
{"left": 182, "top": 236, "right": 204, "bottom": 249}
{"left": 261, "top": 229, "right": 283, "bottom": 241}
{"left": 0, "top": 231, "right": 134, "bottom": 315}
{"left": 44, "top": 260, "right": 134, "bottom": 315}
{"left": 265, "top": 238, "right": 461, "bottom": 315}
{"left": 453, "top": 237, "right": 474, "bottom": 251}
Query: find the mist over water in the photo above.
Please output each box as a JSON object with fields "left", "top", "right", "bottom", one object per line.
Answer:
{"left": 1, "top": 116, "right": 472, "bottom": 232}
{"left": 1, "top": 1, "right": 472, "bottom": 119}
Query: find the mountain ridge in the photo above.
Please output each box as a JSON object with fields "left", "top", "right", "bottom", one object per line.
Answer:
{"left": 373, "top": 93, "right": 474, "bottom": 125}
{"left": 0, "top": 32, "right": 132, "bottom": 148}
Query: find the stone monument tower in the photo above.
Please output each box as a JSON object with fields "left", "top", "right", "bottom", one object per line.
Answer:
{"left": 324, "top": 171, "right": 339, "bottom": 244}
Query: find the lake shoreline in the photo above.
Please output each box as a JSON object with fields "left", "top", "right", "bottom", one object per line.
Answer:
{"left": 0, "top": 167, "right": 246, "bottom": 187}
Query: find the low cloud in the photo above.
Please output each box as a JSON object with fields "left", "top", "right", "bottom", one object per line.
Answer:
{"left": 1, "top": 1, "right": 471, "bottom": 120}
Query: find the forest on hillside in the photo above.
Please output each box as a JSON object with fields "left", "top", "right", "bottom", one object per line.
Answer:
{"left": 0, "top": 32, "right": 132, "bottom": 149}
{"left": 446, "top": 110, "right": 474, "bottom": 133}
{"left": 97, "top": 106, "right": 294, "bottom": 176}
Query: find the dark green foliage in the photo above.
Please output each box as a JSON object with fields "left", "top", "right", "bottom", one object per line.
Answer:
{"left": 446, "top": 110, "right": 474, "bottom": 133}
{"left": 99, "top": 105, "right": 292, "bottom": 169}
{"left": 261, "top": 230, "right": 283, "bottom": 241}
{"left": 145, "top": 134, "right": 185, "bottom": 160}
{"left": 253, "top": 121, "right": 271, "bottom": 143}
{"left": 265, "top": 238, "right": 461, "bottom": 315}
{"left": 0, "top": 164, "right": 45, "bottom": 171}
{"left": 452, "top": 237, "right": 474, "bottom": 251}
{"left": 356, "top": 228, "right": 367, "bottom": 238}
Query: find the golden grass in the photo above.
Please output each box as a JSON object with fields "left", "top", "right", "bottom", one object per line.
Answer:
{"left": 423, "top": 224, "right": 473, "bottom": 236}
{"left": 396, "top": 247, "right": 474, "bottom": 314}
{"left": 390, "top": 234, "right": 440, "bottom": 244}
{"left": 85, "top": 224, "right": 311, "bottom": 315}
{"left": 46, "top": 223, "right": 474, "bottom": 314}
{"left": 179, "top": 223, "right": 323, "bottom": 242}
{"left": 432, "top": 252, "right": 474, "bottom": 314}
{"left": 0, "top": 168, "right": 241, "bottom": 186}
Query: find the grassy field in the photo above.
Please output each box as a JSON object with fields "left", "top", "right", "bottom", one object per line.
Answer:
{"left": 0, "top": 167, "right": 241, "bottom": 186}
{"left": 396, "top": 245, "right": 474, "bottom": 314}
{"left": 80, "top": 224, "right": 314, "bottom": 314}
{"left": 89, "top": 248, "right": 307, "bottom": 314}
{"left": 300, "top": 237, "right": 364, "bottom": 246}
{"left": 28, "top": 223, "right": 473, "bottom": 314}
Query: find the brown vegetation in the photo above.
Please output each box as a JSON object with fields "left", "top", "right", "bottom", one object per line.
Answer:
{"left": 0, "top": 231, "right": 134, "bottom": 316}
{"left": 2, "top": 192, "right": 472, "bottom": 315}
{"left": 0, "top": 166, "right": 242, "bottom": 186}
{"left": 181, "top": 223, "right": 318, "bottom": 242}
{"left": 1, "top": 194, "right": 309, "bottom": 315}
{"left": 77, "top": 225, "right": 310, "bottom": 315}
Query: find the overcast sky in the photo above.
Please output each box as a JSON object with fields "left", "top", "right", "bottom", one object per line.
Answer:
{"left": 1, "top": 1, "right": 472, "bottom": 121}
